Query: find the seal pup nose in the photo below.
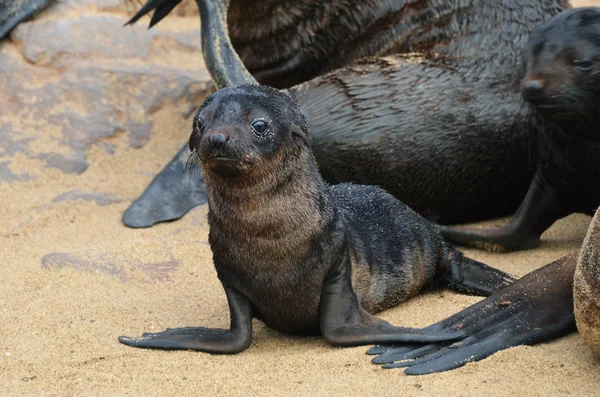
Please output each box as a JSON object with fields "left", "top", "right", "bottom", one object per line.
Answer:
{"left": 209, "top": 133, "right": 227, "bottom": 148}
{"left": 521, "top": 80, "right": 545, "bottom": 102}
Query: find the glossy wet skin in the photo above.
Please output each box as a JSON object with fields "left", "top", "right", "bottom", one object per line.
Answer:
{"left": 522, "top": 7, "right": 600, "bottom": 120}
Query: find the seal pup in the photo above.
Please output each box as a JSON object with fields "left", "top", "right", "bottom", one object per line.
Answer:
{"left": 121, "top": 0, "right": 571, "bottom": 229}
{"left": 440, "top": 7, "right": 600, "bottom": 252}
{"left": 118, "top": 84, "right": 514, "bottom": 352}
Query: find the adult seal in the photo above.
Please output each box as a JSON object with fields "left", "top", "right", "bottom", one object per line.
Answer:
{"left": 440, "top": 7, "right": 600, "bottom": 252}
{"left": 122, "top": 0, "right": 570, "bottom": 229}
{"left": 119, "top": 84, "right": 513, "bottom": 352}
{"left": 371, "top": 205, "right": 600, "bottom": 374}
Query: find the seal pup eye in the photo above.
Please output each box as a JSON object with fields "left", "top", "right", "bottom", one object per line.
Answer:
{"left": 251, "top": 119, "right": 269, "bottom": 137}
{"left": 196, "top": 116, "right": 206, "bottom": 133}
{"left": 573, "top": 60, "right": 593, "bottom": 71}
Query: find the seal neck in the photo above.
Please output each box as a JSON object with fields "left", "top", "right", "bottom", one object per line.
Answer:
{"left": 204, "top": 148, "right": 335, "bottom": 234}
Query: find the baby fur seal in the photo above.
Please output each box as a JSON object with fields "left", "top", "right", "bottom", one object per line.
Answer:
{"left": 119, "top": 84, "right": 513, "bottom": 352}
{"left": 440, "top": 7, "right": 600, "bottom": 252}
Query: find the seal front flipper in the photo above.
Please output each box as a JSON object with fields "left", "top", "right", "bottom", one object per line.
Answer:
{"left": 119, "top": 285, "right": 253, "bottom": 352}
{"left": 320, "top": 256, "right": 465, "bottom": 346}
{"left": 368, "top": 253, "right": 577, "bottom": 374}
{"left": 439, "top": 171, "right": 570, "bottom": 252}
{"left": 122, "top": 144, "right": 207, "bottom": 228}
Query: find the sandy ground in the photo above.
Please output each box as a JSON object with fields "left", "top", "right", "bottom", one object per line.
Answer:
{"left": 2, "top": 1, "right": 600, "bottom": 396}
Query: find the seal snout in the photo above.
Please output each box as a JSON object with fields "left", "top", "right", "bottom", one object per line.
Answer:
{"left": 521, "top": 79, "right": 545, "bottom": 103}
{"left": 209, "top": 133, "right": 228, "bottom": 148}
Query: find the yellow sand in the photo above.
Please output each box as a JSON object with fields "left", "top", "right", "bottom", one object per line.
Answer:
{"left": 1, "top": 1, "right": 599, "bottom": 395}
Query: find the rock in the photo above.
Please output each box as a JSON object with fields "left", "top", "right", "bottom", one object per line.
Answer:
{"left": 0, "top": 2, "right": 212, "bottom": 179}
{"left": 12, "top": 16, "right": 154, "bottom": 66}
{"left": 0, "top": 160, "right": 32, "bottom": 182}
{"left": 51, "top": 189, "right": 123, "bottom": 205}
{"left": 41, "top": 250, "right": 181, "bottom": 283}
{"left": 44, "top": 151, "right": 88, "bottom": 174}
{"left": 574, "top": 209, "right": 600, "bottom": 356}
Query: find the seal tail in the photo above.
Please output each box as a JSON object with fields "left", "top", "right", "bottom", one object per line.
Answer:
{"left": 124, "top": 0, "right": 182, "bottom": 27}
{"left": 442, "top": 248, "right": 515, "bottom": 297}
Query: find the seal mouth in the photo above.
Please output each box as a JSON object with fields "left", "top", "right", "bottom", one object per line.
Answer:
{"left": 535, "top": 104, "right": 561, "bottom": 110}
{"left": 208, "top": 156, "right": 236, "bottom": 162}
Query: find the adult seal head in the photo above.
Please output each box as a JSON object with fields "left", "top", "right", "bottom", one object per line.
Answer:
{"left": 440, "top": 7, "right": 600, "bottom": 252}
{"left": 118, "top": 84, "right": 513, "bottom": 353}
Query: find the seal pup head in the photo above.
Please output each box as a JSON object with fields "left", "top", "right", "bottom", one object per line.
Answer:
{"left": 188, "top": 85, "right": 310, "bottom": 184}
{"left": 522, "top": 7, "right": 600, "bottom": 120}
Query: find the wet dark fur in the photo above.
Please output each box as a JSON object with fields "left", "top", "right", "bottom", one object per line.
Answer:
{"left": 123, "top": 0, "right": 571, "bottom": 228}
{"left": 525, "top": 7, "right": 600, "bottom": 209}
{"left": 440, "top": 8, "right": 600, "bottom": 251}
{"left": 190, "top": 84, "right": 512, "bottom": 335}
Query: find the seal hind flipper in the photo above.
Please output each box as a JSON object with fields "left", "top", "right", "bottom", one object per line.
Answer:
{"left": 443, "top": 253, "right": 515, "bottom": 296}
{"left": 0, "top": 0, "right": 51, "bottom": 39}
{"left": 119, "top": 285, "right": 253, "bottom": 352}
{"left": 368, "top": 253, "right": 577, "bottom": 374}
{"left": 124, "top": 0, "right": 182, "bottom": 27}
{"left": 122, "top": 144, "right": 207, "bottom": 228}
{"left": 439, "top": 171, "right": 570, "bottom": 252}
{"left": 320, "top": 257, "right": 465, "bottom": 346}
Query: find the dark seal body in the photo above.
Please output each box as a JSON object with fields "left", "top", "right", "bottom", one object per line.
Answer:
{"left": 122, "top": 0, "right": 570, "bottom": 229}
{"left": 210, "top": 181, "right": 460, "bottom": 335}
{"left": 440, "top": 7, "right": 600, "bottom": 251}
{"left": 119, "top": 84, "right": 512, "bottom": 353}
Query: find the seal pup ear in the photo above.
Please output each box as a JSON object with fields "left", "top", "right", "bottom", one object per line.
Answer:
{"left": 291, "top": 123, "right": 310, "bottom": 147}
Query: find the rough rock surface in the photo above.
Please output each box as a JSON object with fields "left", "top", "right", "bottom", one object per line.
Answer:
{"left": 575, "top": 209, "right": 600, "bottom": 356}
{"left": 1, "top": 0, "right": 210, "bottom": 179}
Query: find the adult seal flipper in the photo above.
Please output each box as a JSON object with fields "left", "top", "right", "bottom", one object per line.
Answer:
{"left": 438, "top": 171, "right": 570, "bottom": 252}
{"left": 368, "top": 253, "right": 577, "bottom": 375}
{"left": 122, "top": 0, "right": 255, "bottom": 228}
{"left": 575, "top": 208, "right": 600, "bottom": 356}
{"left": 122, "top": 144, "right": 208, "bottom": 227}
{"left": 0, "top": 0, "right": 52, "bottom": 39}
